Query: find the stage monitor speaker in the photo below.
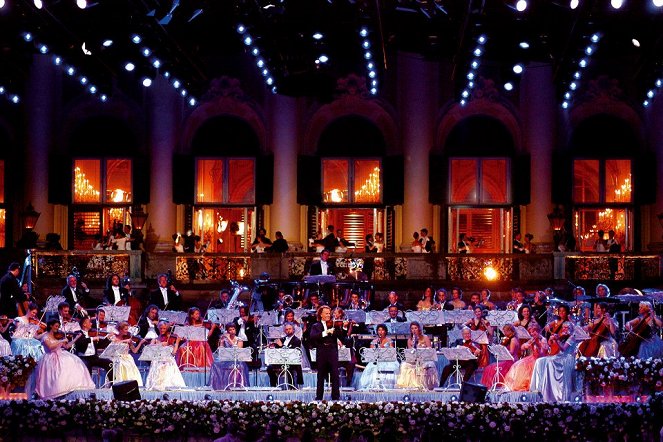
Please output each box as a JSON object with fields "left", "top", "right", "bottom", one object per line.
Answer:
{"left": 112, "top": 380, "right": 141, "bottom": 401}
{"left": 459, "top": 382, "right": 487, "bottom": 403}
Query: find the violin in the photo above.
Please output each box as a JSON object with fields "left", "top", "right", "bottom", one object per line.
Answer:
{"left": 88, "top": 328, "right": 111, "bottom": 338}
{"left": 29, "top": 317, "right": 47, "bottom": 331}
{"left": 501, "top": 336, "right": 511, "bottom": 346}
{"left": 0, "top": 315, "right": 11, "bottom": 326}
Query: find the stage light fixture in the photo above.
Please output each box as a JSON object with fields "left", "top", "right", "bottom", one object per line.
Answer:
{"left": 266, "top": 77, "right": 274, "bottom": 85}
{"left": 243, "top": 36, "right": 252, "bottom": 46}
{"left": 100, "top": 94, "right": 108, "bottom": 102}
{"left": 574, "top": 395, "right": 582, "bottom": 402}
{"left": 39, "top": 44, "right": 48, "bottom": 54}
{"left": 102, "top": 39, "right": 113, "bottom": 47}
{"left": 180, "top": 89, "right": 187, "bottom": 97}
{"left": 504, "top": 82, "right": 514, "bottom": 91}
{"left": 10, "top": 95, "right": 19, "bottom": 104}
{"left": 371, "top": 80, "right": 377, "bottom": 87}
{"left": 654, "top": 0, "right": 663, "bottom": 7}
{"left": 131, "top": 34, "right": 142, "bottom": 44}
{"left": 0, "top": 0, "right": 5, "bottom": 8}
{"left": 188, "top": 97, "right": 196, "bottom": 106}
{"left": 450, "top": 395, "right": 458, "bottom": 401}
{"left": 368, "top": 70, "right": 376, "bottom": 78}
{"left": 519, "top": 41, "right": 530, "bottom": 49}
{"left": 473, "top": 47, "right": 482, "bottom": 57}
{"left": 261, "top": 68, "right": 269, "bottom": 76}
{"left": 364, "top": 51, "right": 372, "bottom": 59}
{"left": 359, "top": 27, "right": 368, "bottom": 37}
{"left": 312, "top": 32, "right": 323, "bottom": 40}
{"left": 512, "top": 64, "right": 523, "bottom": 74}
{"left": 256, "top": 59, "right": 265, "bottom": 68}
{"left": 478, "top": 35, "right": 486, "bottom": 44}
{"left": 460, "top": 99, "right": 466, "bottom": 106}
{"left": 570, "top": 0, "right": 579, "bottom": 9}
{"left": 610, "top": 0, "right": 623, "bottom": 9}
{"left": 657, "top": 79, "right": 662, "bottom": 87}
{"left": 124, "top": 62, "right": 135, "bottom": 72}
{"left": 573, "top": 71, "right": 581, "bottom": 79}
{"left": 570, "top": 82, "right": 577, "bottom": 90}
{"left": 471, "top": 60, "right": 479, "bottom": 69}
{"left": 0, "top": 86, "right": 4, "bottom": 94}
{"left": 251, "top": 48, "right": 259, "bottom": 56}
{"left": 468, "top": 81, "right": 474, "bottom": 88}
{"left": 237, "top": 24, "right": 246, "bottom": 34}
{"left": 461, "top": 90, "right": 469, "bottom": 98}
{"left": 520, "top": 394, "right": 527, "bottom": 401}
{"left": 163, "top": 71, "right": 170, "bottom": 78}
{"left": 318, "top": 54, "right": 329, "bottom": 63}
{"left": 370, "top": 87, "right": 377, "bottom": 95}
{"left": 367, "top": 62, "right": 374, "bottom": 69}
{"left": 142, "top": 47, "right": 151, "bottom": 57}
{"left": 516, "top": 0, "right": 527, "bottom": 11}
{"left": 23, "top": 32, "right": 33, "bottom": 42}
{"left": 66, "top": 66, "right": 75, "bottom": 76}
{"left": 172, "top": 79, "right": 181, "bottom": 88}
{"left": 88, "top": 85, "right": 97, "bottom": 94}
{"left": 271, "top": 86, "right": 277, "bottom": 94}
{"left": 34, "top": 0, "right": 43, "bottom": 9}
{"left": 632, "top": 38, "right": 640, "bottom": 47}
{"left": 644, "top": 100, "right": 650, "bottom": 107}
{"left": 152, "top": 58, "right": 161, "bottom": 68}
{"left": 579, "top": 58, "right": 587, "bottom": 68}
{"left": 53, "top": 56, "right": 62, "bottom": 65}
{"left": 76, "top": 0, "right": 87, "bottom": 9}
{"left": 562, "top": 101, "right": 569, "bottom": 109}
{"left": 142, "top": 77, "right": 152, "bottom": 87}
{"left": 403, "top": 395, "right": 410, "bottom": 402}
{"left": 564, "top": 92, "right": 571, "bottom": 99}
{"left": 362, "top": 40, "right": 371, "bottom": 49}
{"left": 467, "top": 72, "right": 475, "bottom": 80}
{"left": 79, "top": 76, "right": 88, "bottom": 85}
{"left": 590, "top": 33, "right": 601, "bottom": 43}
{"left": 647, "top": 90, "right": 655, "bottom": 98}
{"left": 585, "top": 46, "right": 594, "bottom": 55}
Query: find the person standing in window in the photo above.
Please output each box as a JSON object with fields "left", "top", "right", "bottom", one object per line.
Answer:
{"left": 335, "top": 229, "right": 355, "bottom": 252}
{"left": 374, "top": 232, "right": 385, "bottom": 253}
{"left": 419, "top": 228, "right": 435, "bottom": 253}
{"left": 523, "top": 233, "right": 536, "bottom": 254}
{"left": 411, "top": 232, "right": 422, "bottom": 253}
{"left": 513, "top": 233, "right": 525, "bottom": 253}
{"left": 458, "top": 233, "right": 470, "bottom": 254}
{"left": 251, "top": 228, "right": 272, "bottom": 253}
{"left": 364, "top": 234, "right": 377, "bottom": 253}
{"left": 594, "top": 230, "right": 607, "bottom": 252}
{"left": 266, "top": 231, "right": 289, "bottom": 253}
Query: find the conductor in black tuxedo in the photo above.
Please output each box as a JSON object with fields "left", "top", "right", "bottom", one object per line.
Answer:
{"left": 309, "top": 249, "right": 335, "bottom": 276}
{"left": 148, "top": 273, "right": 182, "bottom": 311}
{"left": 102, "top": 273, "right": 130, "bottom": 306}
{"left": 61, "top": 274, "right": 92, "bottom": 316}
{"left": 267, "top": 322, "right": 304, "bottom": 388}
{"left": 309, "top": 305, "right": 346, "bottom": 400}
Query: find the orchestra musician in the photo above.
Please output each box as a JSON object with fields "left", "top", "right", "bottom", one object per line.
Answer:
{"left": 61, "top": 274, "right": 92, "bottom": 317}
{"left": 514, "top": 305, "right": 533, "bottom": 331}
{"left": 309, "top": 249, "right": 335, "bottom": 276}
{"left": 432, "top": 288, "right": 448, "bottom": 310}
{"left": 480, "top": 324, "right": 520, "bottom": 388}
{"left": 357, "top": 324, "right": 400, "bottom": 390}
{"left": 102, "top": 273, "right": 130, "bottom": 306}
{"left": 148, "top": 273, "right": 182, "bottom": 311}
{"left": 73, "top": 316, "right": 113, "bottom": 375}
{"left": 579, "top": 302, "right": 618, "bottom": 358}
{"left": 310, "top": 306, "right": 346, "bottom": 400}
{"left": 108, "top": 321, "right": 147, "bottom": 386}
{"left": 448, "top": 287, "right": 466, "bottom": 310}
{"left": 145, "top": 321, "right": 186, "bottom": 390}
{"left": 439, "top": 327, "right": 480, "bottom": 387}
{"left": 464, "top": 306, "right": 492, "bottom": 367}
{"left": 344, "top": 292, "right": 364, "bottom": 311}
{"left": 210, "top": 322, "right": 250, "bottom": 389}
{"left": 0, "top": 316, "right": 12, "bottom": 356}
{"left": 386, "top": 305, "right": 406, "bottom": 323}
{"left": 267, "top": 322, "right": 304, "bottom": 388}
{"left": 466, "top": 292, "right": 481, "bottom": 310}
{"left": 397, "top": 321, "right": 438, "bottom": 390}
{"left": 94, "top": 308, "right": 118, "bottom": 337}
{"left": 543, "top": 304, "right": 571, "bottom": 356}
{"left": 233, "top": 306, "right": 259, "bottom": 350}
{"left": 416, "top": 287, "right": 435, "bottom": 311}
{"left": 622, "top": 301, "right": 663, "bottom": 359}
{"left": 34, "top": 319, "right": 94, "bottom": 399}
{"left": 137, "top": 305, "right": 160, "bottom": 340}
{"left": 176, "top": 307, "right": 215, "bottom": 368}
{"left": 530, "top": 291, "right": 549, "bottom": 328}
{"left": 212, "top": 289, "right": 231, "bottom": 310}
{"left": 332, "top": 307, "right": 356, "bottom": 387}
{"left": 504, "top": 323, "right": 548, "bottom": 391}
{"left": 0, "top": 262, "right": 25, "bottom": 318}
{"left": 11, "top": 302, "right": 46, "bottom": 360}
{"left": 530, "top": 322, "right": 578, "bottom": 402}
{"left": 480, "top": 288, "right": 496, "bottom": 311}
{"left": 384, "top": 291, "right": 405, "bottom": 312}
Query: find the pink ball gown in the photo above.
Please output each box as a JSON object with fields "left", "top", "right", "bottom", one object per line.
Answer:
{"left": 35, "top": 335, "right": 94, "bottom": 399}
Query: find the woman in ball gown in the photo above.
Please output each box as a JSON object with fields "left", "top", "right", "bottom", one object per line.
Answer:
{"left": 543, "top": 304, "right": 572, "bottom": 356}
{"left": 108, "top": 321, "right": 147, "bottom": 387}
{"left": 504, "top": 323, "right": 548, "bottom": 392}
{"left": 11, "top": 303, "right": 46, "bottom": 360}
{"left": 145, "top": 321, "right": 186, "bottom": 390}
{"left": 0, "top": 317, "right": 11, "bottom": 357}
{"left": 210, "top": 323, "right": 250, "bottom": 389}
{"left": 481, "top": 324, "right": 521, "bottom": 389}
{"left": 34, "top": 319, "right": 94, "bottom": 399}
{"left": 625, "top": 301, "right": 663, "bottom": 359}
{"left": 358, "top": 324, "right": 400, "bottom": 389}
{"left": 396, "top": 321, "right": 438, "bottom": 390}
{"left": 464, "top": 306, "right": 493, "bottom": 367}
{"left": 416, "top": 287, "right": 435, "bottom": 311}
{"left": 530, "top": 322, "right": 578, "bottom": 402}
{"left": 176, "top": 307, "right": 216, "bottom": 369}
{"left": 514, "top": 305, "right": 533, "bottom": 330}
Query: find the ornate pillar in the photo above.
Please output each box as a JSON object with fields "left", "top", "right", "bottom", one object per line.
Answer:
{"left": 147, "top": 76, "right": 180, "bottom": 250}
{"left": 649, "top": 95, "right": 663, "bottom": 248}
{"left": 399, "top": 54, "right": 436, "bottom": 249}
{"left": 521, "top": 62, "right": 556, "bottom": 245}
{"left": 269, "top": 94, "right": 301, "bottom": 246}
{"left": 24, "top": 55, "right": 56, "bottom": 240}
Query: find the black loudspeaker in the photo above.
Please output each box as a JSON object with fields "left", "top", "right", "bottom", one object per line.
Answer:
{"left": 112, "top": 380, "right": 141, "bottom": 401}
{"left": 459, "top": 382, "right": 488, "bottom": 403}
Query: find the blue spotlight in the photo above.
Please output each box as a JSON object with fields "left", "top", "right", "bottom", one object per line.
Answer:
{"left": 142, "top": 77, "right": 152, "bottom": 87}
{"left": 124, "top": 62, "right": 135, "bottom": 72}
{"left": 131, "top": 34, "right": 142, "bottom": 44}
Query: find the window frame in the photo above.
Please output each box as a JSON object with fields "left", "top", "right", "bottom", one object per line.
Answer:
{"left": 447, "top": 157, "right": 512, "bottom": 205}
{"left": 321, "top": 157, "right": 383, "bottom": 206}
{"left": 572, "top": 158, "right": 633, "bottom": 206}
{"left": 72, "top": 157, "right": 133, "bottom": 205}
{"left": 195, "top": 157, "right": 256, "bottom": 206}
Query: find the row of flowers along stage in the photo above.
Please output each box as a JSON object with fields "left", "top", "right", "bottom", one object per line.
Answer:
{"left": 0, "top": 355, "right": 661, "bottom": 440}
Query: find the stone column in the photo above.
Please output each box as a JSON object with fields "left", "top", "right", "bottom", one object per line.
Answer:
{"left": 649, "top": 95, "right": 663, "bottom": 249}
{"left": 268, "top": 94, "right": 300, "bottom": 246}
{"left": 24, "top": 55, "right": 56, "bottom": 240}
{"left": 399, "top": 53, "right": 436, "bottom": 249}
{"left": 148, "top": 76, "right": 180, "bottom": 251}
{"left": 521, "top": 62, "right": 556, "bottom": 245}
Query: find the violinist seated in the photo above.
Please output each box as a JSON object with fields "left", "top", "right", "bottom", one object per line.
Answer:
{"left": 61, "top": 274, "right": 92, "bottom": 317}
{"left": 102, "top": 273, "right": 130, "bottom": 306}
{"left": 92, "top": 308, "right": 118, "bottom": 343}
{"left": 622, "top": 301, "right": 663, "bottom": 359}
{"left": 108, "top": 321, "right": 148, "bottom": 386}
{"left": 10, "top": 302, "right": 45, "bottom": 360}
{"left": 267, "top": 322, "right": 304, "bottom": 388}
{"left": 145, "top": 321, "right": 186, "bottom": 390}
{"left": 542, "top": 304, "right": 571, "bottom": 356}
{"left": 439, "top": 327, "right": 482, "bottom": 387}
{"left": 332, "top": 308, "right": 357, "bottom": 387}
{"left": 176, "top": 307, "right": 215, "bottom": 368}
{"left": 0, "top": 315, "right": 13, "bottom": 357}
{"left": 73, "top": 316, "right": 113, "bottom": 376}
{"left": 530, "top": 322, "right": 579, "bottom": 402}
{"left": 46, "top": 302, "right": 82, "bottom": 335}
{"left": 579, "top": 302, "right": 618, "bottom": 358}
{"left": 137, "top": 305, "right": 161, "bottom": 341}
{"left": 233, "top": 306, "right": 259, "bottom": 351}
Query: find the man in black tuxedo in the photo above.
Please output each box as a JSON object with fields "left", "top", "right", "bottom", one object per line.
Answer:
{"left": 267, "top": 322, "right": 304, "bottom": 388}
{"left": 148, "top": 273, "right": 182, "bottom": 311}
{"left": 386, "top": 305, "right": 406, "bottom": 323}
{"left": 384, "top": 291, "right": 405, "bottom": 312}
{"left": 102, "top": 273, "right": 130, "bottom": 306}
{"left": 73, "top": 316, "right": 113, "bottom": 375}
{"left": 309, "top": 249, "right": 335, "bottom": 276}
{"left": 0, "top": 262, "right": 24, "bottom": 318}
{"left": 61, "top": 274, "right": 92, "bottom": 316}
{"left": 310, "top": 306, "right": 346, "bottom": 400}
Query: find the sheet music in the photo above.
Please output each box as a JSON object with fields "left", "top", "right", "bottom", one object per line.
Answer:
{"left": 206, "top": 309, "right": 237, "bottom": 326}
{"left": 403, "top": 348, "right": 437, "bottom": 363}
{"left": 215, "top": 347, "right": 253, "bottom": 362}
{"left": 61, "top": 321, "right": 81, "bottom": 334}
{"left": 257, "top": 311, "right": 280, "bottom": 326}
{"left": 488, "top": 344, "right": 514, "bottom": 361}
{"left": 487, "top": 310, "right": 518, "bottom": 326}
{"left": 471, "top": 330, "right": 489, "bottom": 345}
{"left": 100, "top": 306, "right": 131, "bottom": 323}
{"left": 440, "top": 346, "right": 476, "bottom": 361}
{"left": 139, "top": 344, "right": 174, "bottom": 362}
{"left": 513, "top": 326, "right": 532, "bottom": 340}
{"left": 159, "top": 310, "right": 188, "bottom": 325}
{"left": 310, "top": 347, "right": 351, "bottom": 362}
{"left": 360, "top": 347, "right": 397, "bottom": 363}
{"left": 44, "top": 295, "right": 66, "bottom": 313}
{"left": 173, "top": 325, "right": 208, "bottom": 342}
{"left": 265, "top": 348, "right": 302, "bottom": 365}
{"left": 444, "top": 310, "right": 474, "bottom": 324}
{"left": 366, "top": 311, "right": 389, "bottom": 325}
{"left": 13, "top": 323, "right": 40, "bottom": 339}
{"left": 385, "top": 322, "right": 411, "bottom": 335}
{"left": 99, "top": 342, "right": 129, "bottom": 360}
{"left": 405, "top": 310, "right": 444, "bottom": 325}
{"left": 572, "top": 326, "right": 590, "bottom": 341}
{"left": 345, "top": 310, "right": 366, "bottom": 324}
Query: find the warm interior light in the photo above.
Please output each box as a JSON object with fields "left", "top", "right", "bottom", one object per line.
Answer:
{"left": 484, "top": 266, "right": 498, "bottom": 281}
{"left": 237, "top": 221, "right": 245, "bottom": 235}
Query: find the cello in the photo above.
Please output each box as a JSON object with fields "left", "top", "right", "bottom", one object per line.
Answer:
{"left": 618, "top": 313, "right": 651, "bottom": 357}
{"left": 578, "top": 315, "right": 611, "bottom": 357}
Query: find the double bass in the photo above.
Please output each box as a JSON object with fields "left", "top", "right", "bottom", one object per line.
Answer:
{"left": 578, "top": 315, "right": 611, "bottom": 357}
{"left": 618, "top": 313, "right": 652, "bottom": 357}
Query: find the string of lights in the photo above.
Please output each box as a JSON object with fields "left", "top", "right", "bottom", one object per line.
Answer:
{"left": 459, "top": 34, "right": 486, "bottom": 106}
{"left": 359, "top": 27, "right": 378, "bottom": 96}
{"left": 236, "top": 24, "right": 277, "bottom": 94}
{"left": 561, "top": 32, "right": 602, "bottom": 110}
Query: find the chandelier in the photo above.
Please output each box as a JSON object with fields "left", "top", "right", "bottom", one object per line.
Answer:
{"left": 354, "top": 166, "right": 381, "bottom": 202}
{"left": 74, "top": 167, "right": 100, "bottom": 202}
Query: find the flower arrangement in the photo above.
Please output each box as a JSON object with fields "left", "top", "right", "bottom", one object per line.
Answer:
{"left": 0, "top": 395, "right": 659, "bottom": 440}
{"left": 576, "top": 356, "right": 663, "bottom": 394}
{"left": 0, "top": 355, "right": 37, "bottom": 388}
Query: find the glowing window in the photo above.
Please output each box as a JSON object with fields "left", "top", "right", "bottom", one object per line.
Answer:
{"left": 195, "top": 158, "right": 255, "bottom": 204}
{"left": 322, "top": 158, "right": 381, "bottom": 204}
{"left": 449, "top": 158, "right": 510, "bottom": 204}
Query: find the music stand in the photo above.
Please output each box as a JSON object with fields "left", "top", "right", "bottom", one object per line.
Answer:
{"left": 44, "top": 295, "right": 66, "bottom": 313}
{"left": 100, "top": 306, "right": 131, "bottom": 323}
{"left": 13, "top": 323, "right": 40, "bottom": 339}
{"left": 572, "top": 326, "right": 590, "bottom": 341}
{"left": 444, "top": 310, "right": 474, "bottom": 325}
{"left": 206, "top": 309, "right": 236, "bottom": 326}
{"left": 159, "top": 311, "right": 188, "bottom": 325}
{"left": 487, "top": 344, "right": 513, "bottom": 391}
{"left": 265, "top": 348, "right": 302, "bottom": 390}
{"left": 61, "top": 321, "right": 81, "bottom": 334}
{"left": 487, "top": 311, "right": 518, "bottom": 327}
{"left": 513, "top": 326, "right": 532, "bottom": 341}
{"left": 174, "top": 326, "right": 209, "bottom": 369}
{"left": 471, "top": 330, "right": 489, "bottom": 345}
{"left": 405, "top": 310, "right": 444, "bottom": 326}
{"left": 439, "top": 346, "right": 476, "bottom": 390}
{"left": 401, "top": 348, "right": 437, "bottom": 390}
{"left": 99, "top": 342, "right": 130, "bottom": 388}
{"left": 366, "top": 311, "right": 389, "bottom": 325}
{"left": 139, "top": 344, "right": 174, "bottom": 362}
{"left": 215, "top": 347, "right": 253, "bottom": 390}
{"left": 359, "top": 347, "right": 397, "bottom": 390}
